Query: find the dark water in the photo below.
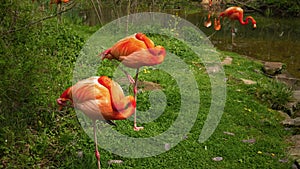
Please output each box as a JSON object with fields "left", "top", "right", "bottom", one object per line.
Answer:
{"left": 184, "top": 12, "right": 300, "bottom": 79}
{"left": 74, "top": 5, "right": 300, "bottom": 79}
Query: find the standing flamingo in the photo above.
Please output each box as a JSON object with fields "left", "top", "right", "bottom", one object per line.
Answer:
{"left": 100, "top": 32, "right": 166, "bottom": 131}
{"left": 214, "top": 6, "right": 257, "bottom": 44}
{"left": 57, "top": 76, "right": 136, "bottom": 169}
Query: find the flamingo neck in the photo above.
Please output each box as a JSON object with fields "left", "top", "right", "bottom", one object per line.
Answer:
{"left": 98, "top": 76, "right": 136, "bottom": 116}
{"left": 57, "top": 87, "right": 72, "bottom": 109}
{"left": 59, "top": 87, "right": 72, "bottom": 100}
{"left": 113, "top": 96, "right": 136, "bottom": 120}
{"left": 239, "top": 16, "right": 256, "bottom": 26}
{"left": 135, "top": 33, "right": 154, "bottom": 49}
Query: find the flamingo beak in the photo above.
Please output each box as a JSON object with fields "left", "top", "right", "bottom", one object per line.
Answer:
{"left": 253, "top": 24, "right": 257, "bottom": 29}
{"left": 57, "top": 98, "right": 67, "bottom": 111}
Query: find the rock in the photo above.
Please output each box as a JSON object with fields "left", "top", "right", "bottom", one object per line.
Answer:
{"left": 294, "top": 90, "right": 300, "bottom": 102}
{"left": 263, "top": 62, "right": 283, "bottom": 76}
{"left": 108, "top": 160, "right": 123, "bottom": 165}
{"left": 294, "top": 117, "right": 300, "bottom": 126}
{"left": 282, "top": 117, "right": 300, "bottom": 127}
{"left": 288, "top": 135, "right": 300, "bottom": 166}
{"left": 212, "top": 157, "right": 223, "bottom": 162}
{"left": 284, "top": 101, "right": 299, "bottom": 117}
{"left": 281, "top": 114, "right": 295, "bottom": 126}
{"left": 221, "top": 57, "right": 233, "bottom": 65}
{"left": 294, "top": 111, "right": 300, "bottom": 118}
{"left": 137, "top": 81, "right": 162, "bottom": 91}
{"left": 206, "top": 64, "right": 222, "bottom": 74}
{"left": 276, "top": 73, "right": 300, "bottom": 90}
{"left": 284, "top": 90, "right": 300, "bottom": 117}
{"left": 242, "top": 138, "right": 256, "bottom": 143}
{"left": 279, "top": 110, "right": 292, "bottom": 119}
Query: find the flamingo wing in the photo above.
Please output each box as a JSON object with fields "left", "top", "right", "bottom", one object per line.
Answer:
{"left": 119, "top": 46, "right": 166, "bottom": 68}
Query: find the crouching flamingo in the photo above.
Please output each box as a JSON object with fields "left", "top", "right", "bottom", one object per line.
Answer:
{"left": 57, "top": 76, "right": 136, "bottom": 169}
{"left": 214, "top": 6, "right": 257, "bottom": 44}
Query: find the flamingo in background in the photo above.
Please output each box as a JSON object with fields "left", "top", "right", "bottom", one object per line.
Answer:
{"left": 204, "top": 13, "right": 212, "bottom": 28}
{"left": 214, "top": 6, "right": 257, "bottom": 44}
{"left": 57, "top": 76, "right": 136, "bottom": 169}
{"left": 100, "top": 32, "right": 166, "bottom": 131}
{"left": 49, "top": 0, "right": 69, "bottom": 9}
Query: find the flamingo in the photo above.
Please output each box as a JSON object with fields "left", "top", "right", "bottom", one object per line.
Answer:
{"left": 57, "top": 76, "right": 136, "bottom": 169}
{"left": 204, "top": 13, "right": 212, "bottom": 28}
{"left": 214, "top": 6, "right": 257, "bottom": 44}
{"left": 50, "top": 0, "right": 69, "bottom": 7}
{"left": 100, "top": 32, "right": 166, "bottom": 131}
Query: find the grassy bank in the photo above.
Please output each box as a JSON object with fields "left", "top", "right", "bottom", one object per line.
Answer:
{"left": 0, "top": 18, "right": 293, "bottom": 168}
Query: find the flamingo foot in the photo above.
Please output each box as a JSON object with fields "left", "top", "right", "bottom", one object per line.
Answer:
{"left": 134, "top": 126, "right": 144, "bottom": 131}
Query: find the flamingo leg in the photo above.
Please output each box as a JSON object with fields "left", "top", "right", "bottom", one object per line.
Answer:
{"left": 93, "top": 121, "right": 101, "bottom": 169}
{"left": 231, "top": 23, "right": 237, "bottom": 46}
{"left": 111, "top": 60, "right": 135, "bottom": 84}
{"left": 119, "top": 66, "right": 135, "bottom": 84}
{"left": 133, "top": 68, "right": 144, "bottom": 131}
{"left": 231, "top": 27, "right": 234, "bottom": 44}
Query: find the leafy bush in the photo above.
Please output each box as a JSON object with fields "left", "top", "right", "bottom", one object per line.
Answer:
{"left": 259, "top": 0, "right": 300, "bottom": 17}
{"left": 256, "top": 80, "right": 293, "bottom": 110}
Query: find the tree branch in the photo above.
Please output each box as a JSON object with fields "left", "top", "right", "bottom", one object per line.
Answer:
{"left": 233, "top": 0, "right": 264, "bottom": 14}
{"left": 2, "top": 1, "right": 77, "bottom": 35}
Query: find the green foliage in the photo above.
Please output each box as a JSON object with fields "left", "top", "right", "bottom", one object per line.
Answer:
{"left": 0, "top": 2, "right": 294, "bottom": 168}
{"left": 259, "top": 0, "right": 300, "bottom": 17}
{"left": 256, "top": 80, "right": 293, "bottom": 110}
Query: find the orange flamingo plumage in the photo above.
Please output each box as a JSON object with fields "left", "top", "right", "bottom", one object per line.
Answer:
{"left": 100, "top": 32, "right": 166, "bottom": 131}
{"left": 215, "top": 6, "right": 257, "bottom": 30}
{"left": 57, "top": 76, "right": 136, "bottom": 169}
{"left": 50, "top": 0, "right": 69, "bottom": 8}
{"left": 204, "top": 13, "right": 212, "bottom": 28}
{"left": 214, "top": 6, "right": 257, "bottom": 44}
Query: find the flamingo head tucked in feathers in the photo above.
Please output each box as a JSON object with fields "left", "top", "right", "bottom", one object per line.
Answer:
{"left": 56, "top": 87, "right": 72, "bottom": 110}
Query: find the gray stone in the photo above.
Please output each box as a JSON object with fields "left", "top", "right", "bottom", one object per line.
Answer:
{"left": 288, "top": 135, "right": 300, "bottom": 166}
{"left": 221, "top": 57, "right": 233, "bottom": 65}
{"left": 276, "top": 73, "right": 300, "bottom": 90}
{"left": 263, "top": 62, "right": 283, "bottom": 76}
{"left": 294, "top": 117, "right": 300, "bottom": 126}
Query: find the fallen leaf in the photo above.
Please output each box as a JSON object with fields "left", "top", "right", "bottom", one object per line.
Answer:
{"left": 108, "top": 160, "right": 123, "bottom": 165}
{"left": 223, "top": 131, "right": 235, "bottom": 136}
{"left": 240, "top": 78, "right": 257, "bottom": 85}
{"left": 212, "top": 157, "right": 223, "bottom": 161}
{"left": 221, "top": 57, "right": 233, "bottom": 65}
{"left": 164, "top": 143, "right": 171, "bottom": 151}
{"left": 279, "top": 159, "right": 289, "bottom": 163}
{"left": 242, "top": 139, "right": 256, "bottom": 143}
{"left": 77, "top": 151, "right": 83, "bottom": 158}
{"left": 182, "top": 135, "right": 188, "bottom": 140}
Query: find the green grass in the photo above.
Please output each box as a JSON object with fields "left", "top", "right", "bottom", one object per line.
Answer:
{"left": 0, "top": 18, "right": 294, "bottom": 168}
